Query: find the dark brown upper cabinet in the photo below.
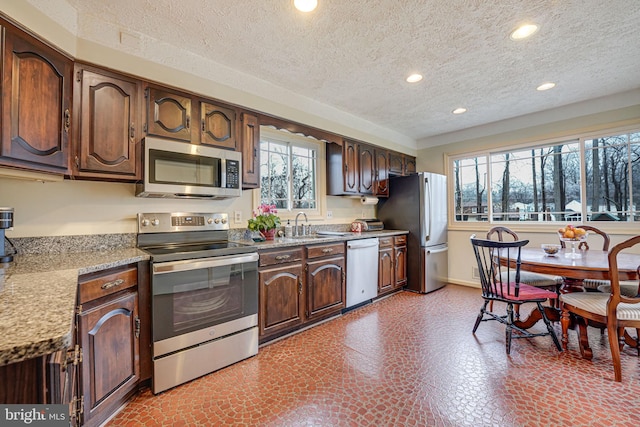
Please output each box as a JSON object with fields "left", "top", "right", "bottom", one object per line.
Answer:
{"left": 200, "top": 101, "right": 237, "bottom": 150}
{"left": 327, "top": 139, "right": 391, "bottom": 196}
{"left": 358, "top": 143, "right": 375, "bottom": 195}
{"left": 145, "top": 86, "right": 193, "bottom": 142}
{"left": 1, "top": 24, "right": 72, "bottom": 174}
{"left": 389, "top": 152, "right": 417, "bottom": 177}
{"left": 240, "top": 112, "right": 260, "bottom": 189}
{"left": 375, "top": 148, "right": 389, "bottom": 197}
{"left": 72, "top": 64, "right": 142, "bottom": 180}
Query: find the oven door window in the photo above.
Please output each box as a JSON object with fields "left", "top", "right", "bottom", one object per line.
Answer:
{"left": 149, "top": 148, "right": 221, "bottom": 187}
{"left": 152, "top": 259, "right": 258, "bottom": 342}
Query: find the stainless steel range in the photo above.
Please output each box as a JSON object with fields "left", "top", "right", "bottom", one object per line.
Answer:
{"left": 137, "top": 212, "right": 259, "bottom": 394}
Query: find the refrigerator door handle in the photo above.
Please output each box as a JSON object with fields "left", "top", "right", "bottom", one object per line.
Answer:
{"left": 420, "top": 175, "right": 431, "bottom": 245}
{"left": 426, "top": 246, "right": 448, "bottom": 255}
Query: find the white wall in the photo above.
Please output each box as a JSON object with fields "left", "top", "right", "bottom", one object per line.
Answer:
{"left": 0, "top": 178, "right": 375, "bottom": 238}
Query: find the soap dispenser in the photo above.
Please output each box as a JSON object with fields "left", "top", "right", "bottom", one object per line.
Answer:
{"left": 285, "top": 220, "right": 293, "bottom": 238}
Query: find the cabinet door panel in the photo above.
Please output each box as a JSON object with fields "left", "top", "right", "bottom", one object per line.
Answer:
{"left": 146, "top": 87, "right": 192, "bottom": 141}
{"left": 375, "top": 149, "right": 389, "bottom": 196}
{"left": 306, "top": 257, "right": 345, "bottom": 320}
{"left": 389, "top": 152, "right": 404, "bottom": 175}
{"left": 79, "top": 292, "right": 139, "bottom": 423}
{"left": 378, "top": 248, "right": 393, "bottom": 294}
{"left": 75, "top": 67, "right": 141, "bottom": 178}
{"left": 343, "top": 140, "right": 359, "bottom": 193}
{"left": 200, "top": 101, "right": 236, "bottom": 149}
{"left": 259, "top": 264, "right": 304, "bottom": 337}
{"left": 359, "top": 144, "right": 374, "bottom": 194}
{"left": 2, "top": 30, "right": 71, "bottom": 173}
{"left": 241, "top": 112, "right": 260, "bottom": 189}
{"left": 394, "top": 246, "right": 407, "bottom": 287}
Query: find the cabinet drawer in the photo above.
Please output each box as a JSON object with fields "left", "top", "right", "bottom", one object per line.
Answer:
{"left": 394, "top": 235, "right": 407, "bottom": 246}
{"left": 306, "top": 242, "right": 345, "bottom": 259}
{"left": 79, "top": 266, "right": 138, "bottom": 304}
{"left": 259, "top": 248, "right": 304, "bottom": 267}
{"left": 379, "top": 237, "right": 393, "bottom": 248}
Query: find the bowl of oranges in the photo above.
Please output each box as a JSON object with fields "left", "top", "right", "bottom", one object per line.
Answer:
{"left": 557, "top": 224, "right": 587, "bottom": 241}
{"left": 557, "top": 225, "right": 588, "bottom": 258}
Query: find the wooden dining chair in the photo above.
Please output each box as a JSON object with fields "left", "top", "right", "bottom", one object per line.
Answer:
{"left": 560, "top": 235, "right": 640, "bottom": 382}
{"left": 486, "top": 226, "right": 562, "bottom": 315}
{"left": 488, "top": 226, "right": 562, "bottom": 289}
{"left": 558, "top": 224, "right": 638, "bottom": 296}
{"left": 470, "top": 235, "right": 562, "bottom": 354}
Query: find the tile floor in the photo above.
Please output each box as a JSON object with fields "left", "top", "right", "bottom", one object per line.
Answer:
{"left": 108, "top": 285, "right": 640, "bottom": 427}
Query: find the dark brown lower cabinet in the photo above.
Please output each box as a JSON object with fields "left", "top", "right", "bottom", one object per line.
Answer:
{"left": 78, "top": 291, "right": 139, "bottom": 426}
{"left": 306, "top": 256, "right": 345, "bottom": 321}
{"left": 258, "top": 243, "right": 345, "bottom": 343}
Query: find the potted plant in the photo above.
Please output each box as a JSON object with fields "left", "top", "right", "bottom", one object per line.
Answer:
{"left": 247, "top": 203, "right": 281, "bottom": 240}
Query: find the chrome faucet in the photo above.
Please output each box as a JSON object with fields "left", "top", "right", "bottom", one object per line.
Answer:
{"left": 294, "top": 212, "right": 308, "bottom": 236}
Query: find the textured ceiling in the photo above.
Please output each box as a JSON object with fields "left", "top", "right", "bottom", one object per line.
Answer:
{"left": 30, "top": 0, "right": 640, "bottom": 147}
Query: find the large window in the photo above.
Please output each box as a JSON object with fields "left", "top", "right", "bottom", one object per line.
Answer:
{"left": 451, "top": 128, "right": 639, "bottom": 223}
{"left": 259, "top": 127, "right": 321, "bottom": 215}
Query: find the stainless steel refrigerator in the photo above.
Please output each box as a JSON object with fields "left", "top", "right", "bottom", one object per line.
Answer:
{"left": 377, "top": 172, "right": 448, "bottom": 293}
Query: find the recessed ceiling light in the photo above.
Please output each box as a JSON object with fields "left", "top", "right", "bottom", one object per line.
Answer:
{"left": 452, "top": 107, "right": 467, "bottom": 115}
{"left": 510, "top": 24, "right": 539, "bottom": 40}
{"left": 406, "top": 73, "right": 423, "bottom": 83}
{"left": 294, "top": 0, "right": 318, "bottom": 12}
{"left": 536, "top": 82, "right": 556, "bottom": 91}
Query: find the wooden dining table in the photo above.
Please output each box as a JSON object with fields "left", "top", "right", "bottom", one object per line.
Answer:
{"left": 504, "top": 246, "right": 640, "bottom": 355}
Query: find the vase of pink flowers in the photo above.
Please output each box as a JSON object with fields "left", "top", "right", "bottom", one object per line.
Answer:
{"left": 247, "top": 203, "right": 281, "bottom": 240}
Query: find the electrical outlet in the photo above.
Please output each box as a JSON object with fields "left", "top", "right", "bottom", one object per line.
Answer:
{"left": 234, "top": 211, "right": 242, "bottom": 224}
{"left": 326, "top": 211, "right": 333, "bottom": 219}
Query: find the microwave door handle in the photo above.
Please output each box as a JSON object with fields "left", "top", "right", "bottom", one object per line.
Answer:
{"left": 220, "top": 158, "right": 226, "bottom": 189}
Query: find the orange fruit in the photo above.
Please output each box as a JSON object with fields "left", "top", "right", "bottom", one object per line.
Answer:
{"left": 564, "top": 230, "right": 575, "bottom": 238}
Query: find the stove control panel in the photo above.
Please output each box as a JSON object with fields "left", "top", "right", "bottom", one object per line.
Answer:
{"left": 137, "top": 212, "right": 230, "bottom": 233}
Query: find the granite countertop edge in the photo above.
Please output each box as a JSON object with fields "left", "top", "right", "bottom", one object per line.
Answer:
{"left": 0, "top": 248, "right": 150, "bottom": 366}
{"left": 239, "top": 229, "right": 409, "bottom": 250}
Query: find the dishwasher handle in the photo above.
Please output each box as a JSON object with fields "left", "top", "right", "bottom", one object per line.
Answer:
{"left": 347, "top": 239, "right": 379, "bottom": 250}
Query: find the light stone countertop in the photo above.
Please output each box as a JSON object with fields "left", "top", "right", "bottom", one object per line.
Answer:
{"left": 0, "top": 248, "right": 149, "bottom": 366}
{"left": 0, "top": 230, "right": 407, "bottom": 367}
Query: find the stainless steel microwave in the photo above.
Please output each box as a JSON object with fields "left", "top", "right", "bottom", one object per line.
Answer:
{"left": 136, "top": 137, "right": 242, "bottom": 199}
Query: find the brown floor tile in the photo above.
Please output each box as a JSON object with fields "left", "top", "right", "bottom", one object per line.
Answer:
{"left": 107, "top": 285, "right": 640, "bottom": 427}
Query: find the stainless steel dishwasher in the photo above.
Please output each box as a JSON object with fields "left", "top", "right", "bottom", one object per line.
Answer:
{"left": 346, "top": 238, "right": 379, "bottom": 308}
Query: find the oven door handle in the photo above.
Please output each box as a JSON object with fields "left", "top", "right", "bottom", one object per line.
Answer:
{"left": 153, "top": 253, "right": 259, "bottom": 274}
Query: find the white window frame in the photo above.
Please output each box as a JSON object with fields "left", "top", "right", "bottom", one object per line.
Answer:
{"left": 446, "top": 123, "right": 640, "bottom": 233}
{"left": 253, "top": 126, "right": 326, "bottom": 221}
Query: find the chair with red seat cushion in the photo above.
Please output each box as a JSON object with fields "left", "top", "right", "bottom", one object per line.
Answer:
{"left": 471, "top": 235, "right": 562, "bottom": 354}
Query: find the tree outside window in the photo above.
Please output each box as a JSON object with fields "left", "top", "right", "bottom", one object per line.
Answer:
{"left": 259, "top": 129, "right": 319, "bottom": 214}
{"left": 451, "top": 129, "right": 639, "bottom": 223}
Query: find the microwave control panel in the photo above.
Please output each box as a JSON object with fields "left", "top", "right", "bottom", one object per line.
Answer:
{"left": 226, "top": 160, "right": 240, "bottom": 188}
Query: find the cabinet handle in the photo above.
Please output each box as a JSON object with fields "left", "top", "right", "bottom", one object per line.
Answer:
{"left": 186, "top": 116, "right": 190, "bottom": 129}
{"left": 321, "top": 248, "right": 333, "bottom": 253}
{"left": 130, "top": 123, "right": 135, "bottom": 141}
{"left": 135, "top": 317, "right": 141, "bottom": 339}
{"left": 101, "top": 278, "right": 124, "bottom": 290}
{"left": 64, "top": 109, "right": 71, "bottom": 133}
{"left": 275, "top": 254, "right": 291, "bottom": 261}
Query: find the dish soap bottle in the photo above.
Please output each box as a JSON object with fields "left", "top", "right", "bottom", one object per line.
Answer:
{"left": 285, "top": 220, "right": 293, "bottom": 238}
